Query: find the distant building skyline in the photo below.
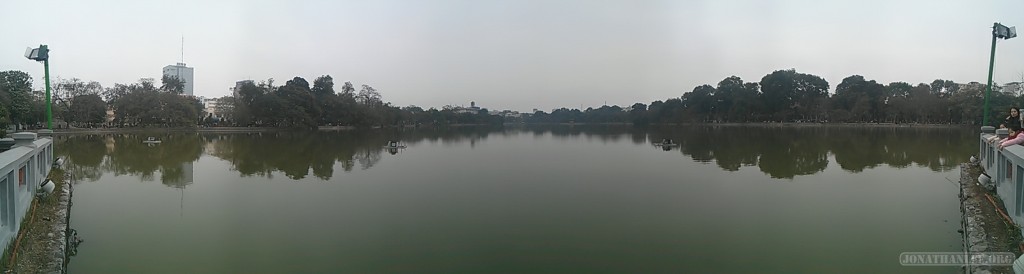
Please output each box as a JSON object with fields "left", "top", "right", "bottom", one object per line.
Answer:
{"left": 232, "top": 80, "right": 253, "bottom": 98}
{"left": 162, "top": 62, "right": 194, "bottom": 96}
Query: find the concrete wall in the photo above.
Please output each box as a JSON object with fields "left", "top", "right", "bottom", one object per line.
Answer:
{"left": 0, "top": 132, "right": 53, "bottom": 251}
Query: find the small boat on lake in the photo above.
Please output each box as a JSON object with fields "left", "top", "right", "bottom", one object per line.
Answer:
{"left": 653, "top": 138, "right": 678, "bottom": 147}
{"left": 384, "top": 140, "right": 406, "bottom": 149}
{"left": 142, "top": 137, "right": 162, "bottom": 144}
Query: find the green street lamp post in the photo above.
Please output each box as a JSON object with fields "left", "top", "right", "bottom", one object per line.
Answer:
{"left": 24, "top": 45, "right": 52, "bottom": 130}
{"left": 984, "top": 23, "right": 1017, "bottom": 126}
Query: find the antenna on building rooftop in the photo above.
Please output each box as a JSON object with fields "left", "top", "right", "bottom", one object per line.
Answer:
{"left": 181, "top": 35, "right": 184, "bottom": 65}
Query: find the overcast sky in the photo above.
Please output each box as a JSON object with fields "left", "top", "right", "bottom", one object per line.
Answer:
{"left": 2, "top": 0, "right": 1022, "bottom": 112}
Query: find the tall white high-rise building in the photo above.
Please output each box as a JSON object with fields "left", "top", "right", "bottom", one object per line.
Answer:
{"left": 162, "top": 62, "right": 194, "bottom": 96}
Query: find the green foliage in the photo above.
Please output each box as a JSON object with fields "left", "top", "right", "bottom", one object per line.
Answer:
{"left": 0, "top": 103, "right": 9, "bottom": 136}
{"left": 311, "top": 75, "right": 334, "bottom": 98}
{"left": 0, "top": 70, "right": 37, "bottom": 127}
{"left": 19, "top": 68, "right": 1014, "bottom": 130}
{"left": 68, "top": 94, "right": 106, "bottom": 125}
{"left": 108, "top": 79, "right": 199, "bottom": 127}
{"left": 536, "top": 70, "right": 1000, "bottom": 126}
{"left": 161, "top": 75, "right": 186, "bottom": 94}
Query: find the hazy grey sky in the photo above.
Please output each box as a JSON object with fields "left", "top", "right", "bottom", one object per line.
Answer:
{"left": 2, "top": 0, "right": 1022, "bottom": 112}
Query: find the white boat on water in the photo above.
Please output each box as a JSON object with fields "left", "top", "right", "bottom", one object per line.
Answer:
{"left": 653, "top": 139, "right": 678, "bottom": 147}
{"left": 142, "top": 137, "right": 162, "bottom": 144}
{"left": 383, "top": 141, "right": 406, "bottom": 149}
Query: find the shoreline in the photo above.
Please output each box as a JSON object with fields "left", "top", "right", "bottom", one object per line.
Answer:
{"left": 676, "top": 122, "right": 971, "bottom": 128}
{"left": 959, "top": 163, "right": 1020, "bottom": 274}
{"left": 42, "top": 122, "right": 971, "bottom": 134}
{"left": 51, "top": 127, "right": 286, "bottom": 134}
{"left": 516, "top": 122, "right": 971, "bottom": 128}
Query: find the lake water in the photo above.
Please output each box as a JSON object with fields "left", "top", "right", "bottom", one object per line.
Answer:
{"left": 59, "top": 125, "right": 973, "bottom": 273}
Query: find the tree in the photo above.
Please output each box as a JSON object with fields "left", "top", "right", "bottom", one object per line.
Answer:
{"left": 108, "top": 78, "right": 199, "bottom": 127}
{"left": 833, "top": 75, "right": 884, "bottom": 122}
{"left": 161, "top": 75, "right": 186, "bottom": 94}
{"left": 103, "top": 83, "right": 131, "bottom": 103}
{"left": 791, "top": 73, "right": 829, "bottom": 121}
{"left": 54, "top": 78, "right": 102, "bottom": 101}
{"left": 629, "top": 102, "right": 648, "bottom": 125}
{"left": 758, "top": 69, "right": 828, "bottom": 122}
{"left": 357, "top": 84, "right": 381, "bottom": 105}
{"left": 907, "top": 84, "right": 939, "bottom": 123}
{"left": 214, "top": 96, "right": 236, "bottom": 123}
{"left": 681, "top": 84, "right": 715, "bottom": 122}
{"left": 0, "top": 71, "right": 36, "bottom": 127}
{"left": 54, "top": 78, "right": 103, "bottom": 123}
{"left": 882, "top": 82, "right": 913, "bottom": 122}
{"left": 0, "top": 104, "right": 10, "bottom": 135}
{"left": 340, "top": 81, "right": 355, "bottom": 96}
{"left": 68, "top": 94, "right": 106, "bottom": 126}
{"left": 311, "top": 75, "right": 335, "bottom": 98}
{"left": 930, "top": 79, "right": 958, "bottom": 96}
{"left": 949, "top": 83, "right": 984, "bottom": 124}
{"left": 715, "top": 76, "right": 762, "bottom": 122}
{"left": 274, "top": 77, "right": 319, "bottom": 128}
{"left": 759, "top": 70, "right": 798, "bottom": 121}
{"left": 713, "top": 76, "right": 740, "bottom": 121}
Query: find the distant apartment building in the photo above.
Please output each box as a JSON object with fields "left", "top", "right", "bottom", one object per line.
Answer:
{"left": 232, "top": 80, "right": 254, "bottom": 98}
{"left": 496, "top": 110, "right": 521, "bottom": 118}
{"left": 162, "top": 63, "right": 194, "bottom": 96}
{"left": 1005, "top": 82, "right": 1024, "bottom": 96}
{"left": 453, "top": 101, "right": 482, "bottom": 114}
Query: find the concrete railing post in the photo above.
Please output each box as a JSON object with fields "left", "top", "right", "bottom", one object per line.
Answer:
{"left": 37, "top": 129, "right": 52, "bottom": 138}
{"left": 997, "top": 128, "right": 1009, "bottom": 139}
{"left": 0, "top": 138, "right": 14, "bottom": 151}
{"left": 982, "top": 126, "right": 996, "bottom": 134}
{"left": 11, "top": 132, "right": 37, "bottom": 148}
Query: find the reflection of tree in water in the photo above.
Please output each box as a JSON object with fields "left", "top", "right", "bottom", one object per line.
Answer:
{"left": 528, "top": 125, "right": 648, "bottom": 145}
{"left": 208, "top": 131, "right": 386, "bottom": 180}
{"left": 208, "top": 127, "right": 505, "bottom": 180}
{"left": 828, "top": 127, "right": 973, "bottom": 173}
{"left": 653, "top": 126, "right": 973, "bottom": 179}
{"left": 671, "top": 127, "right": 716, "bottom": 163}
{"left": 54, "top": 133, "right": 204, "bottom": 188}
{"left": 508, "top": 125, "right": 970, "bottom": 178}
{"left": 54, "top": 135, "right": 107, "bottom": 182}
{"left": 57, "top": 125, "right": 974, "bottom": 182}
{"left": 105, "top": 133, "right": 203, "bottom": 188}
{"left": 355, "top": 150, "right": 382, "bottom": 171}
{"left": 755, "top": 128, "right": 830, "bottom": 178}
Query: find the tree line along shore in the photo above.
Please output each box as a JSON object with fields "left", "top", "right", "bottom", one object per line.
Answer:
{"left": 0, "top": 69, "right": 1013, "bottom": 133}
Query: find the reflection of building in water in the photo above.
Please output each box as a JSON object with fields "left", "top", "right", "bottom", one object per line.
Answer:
{"left": 204, "top": 141, "right": 217, "bottom": 153}
{"left": 162, "top": 161, "right": 194, "bottom": 189}
{"left": 105, "top": 135, "right": 116, "bottom": 154}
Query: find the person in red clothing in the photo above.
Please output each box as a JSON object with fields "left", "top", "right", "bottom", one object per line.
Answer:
{"left": 999, "top": 123, "right": 1024, "bottom": 150}
{"left": 988, "top": 123, "right": 1021, "bottom": 144}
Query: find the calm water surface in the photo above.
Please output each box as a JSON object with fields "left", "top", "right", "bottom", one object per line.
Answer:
{"left": 59, "top": 126, "right": 973, "bottom": 273}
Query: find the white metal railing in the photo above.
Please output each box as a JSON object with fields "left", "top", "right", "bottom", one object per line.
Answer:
{"left": 0, "top": 132, "right": 53, "bottom": 251}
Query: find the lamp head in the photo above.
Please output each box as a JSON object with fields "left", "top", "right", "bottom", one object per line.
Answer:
{"left": 24, "top": 45, "right": 48, "bottom": 61}
{"left": 995, "top": 23, "right": 1017, "bottom": 39}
